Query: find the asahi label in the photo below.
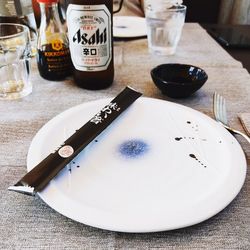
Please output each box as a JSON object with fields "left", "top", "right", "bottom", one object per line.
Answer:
{"left": 67, "top": 4, "right": 112, "bottom": 71}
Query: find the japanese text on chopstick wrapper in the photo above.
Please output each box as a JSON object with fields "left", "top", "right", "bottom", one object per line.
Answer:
{"left": 90, "top": 102, "right": 121, "bottom": 124}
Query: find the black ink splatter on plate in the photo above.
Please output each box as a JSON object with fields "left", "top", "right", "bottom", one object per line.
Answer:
{"left": 189, "top": 154, "right": 206, "bottom": 168}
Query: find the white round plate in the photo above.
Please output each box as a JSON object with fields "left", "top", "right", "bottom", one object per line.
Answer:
{"left": 113, "top": 16, "right": 147, "bottom": 38}
{"left": 27, "top": 97, "right": 246, "bottom": 233}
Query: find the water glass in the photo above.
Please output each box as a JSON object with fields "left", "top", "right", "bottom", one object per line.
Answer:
{"left": 0, "top": 23, "right": 32, "bottom": 100}
{"left": 145, "top": 3, "right": 186, "bottom": 55}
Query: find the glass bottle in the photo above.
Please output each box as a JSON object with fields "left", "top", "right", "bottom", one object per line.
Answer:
{"left": 36, "top": 0, "right": 72, "bottom": 80}
{"left": 67, "top": 0, "right": 114, "bottom": 90}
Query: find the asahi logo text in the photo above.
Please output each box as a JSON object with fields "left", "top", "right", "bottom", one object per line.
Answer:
{"left": 73, "top": 28, "right": 107, "bottom": 45}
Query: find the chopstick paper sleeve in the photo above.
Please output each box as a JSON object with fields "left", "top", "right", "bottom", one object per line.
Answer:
{"left": 8, "top": 86, "right": 142, "bottom": 196}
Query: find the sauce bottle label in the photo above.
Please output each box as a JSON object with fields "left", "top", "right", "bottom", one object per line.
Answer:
{"left": 67, "top": 4, "right": 112, "bottom": 72}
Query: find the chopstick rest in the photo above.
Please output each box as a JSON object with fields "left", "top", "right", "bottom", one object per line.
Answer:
{"left": 8, "top": 86, "right": 142, "bottom": 196}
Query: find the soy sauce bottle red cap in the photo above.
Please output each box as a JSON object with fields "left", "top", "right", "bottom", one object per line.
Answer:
{"left": 36, "top": 0, "right": 58, "bottom": 3}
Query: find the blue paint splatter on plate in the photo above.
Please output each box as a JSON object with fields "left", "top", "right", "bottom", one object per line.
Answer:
{"left": 118, "top": 139, "right": 149, "bottom": 159}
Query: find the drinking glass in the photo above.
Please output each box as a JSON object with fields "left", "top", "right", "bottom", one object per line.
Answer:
{"left": 0, "top": 23, "right": 32, "bottom": 100}
{"left": 145, "top": 2, "right": 186, "bottom": 55}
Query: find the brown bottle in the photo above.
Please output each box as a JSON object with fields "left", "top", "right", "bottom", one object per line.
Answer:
{"left": 66, "top": 0, "right": 114, "bottom": 90}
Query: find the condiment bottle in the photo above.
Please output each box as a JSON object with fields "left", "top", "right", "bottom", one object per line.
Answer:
{"left": 67, "top": 0, "right": 114, "bottom": 90}
{"left": 36, "top": 0, "right": 72, "bottom": 80}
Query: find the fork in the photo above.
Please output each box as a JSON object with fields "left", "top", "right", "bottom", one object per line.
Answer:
{"left": 213, "top": 92, "right": 250, "bottom": 143}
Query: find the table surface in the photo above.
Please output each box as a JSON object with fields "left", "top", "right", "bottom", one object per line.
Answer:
{"left": 1, "top": 23, "right": 250, "bottom": 249}
{"left": 201, "top": 24, "right": 250, "bottom": 73}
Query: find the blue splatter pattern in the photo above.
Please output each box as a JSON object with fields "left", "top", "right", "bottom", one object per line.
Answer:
{"left": 118, "top": 139, "right": 149, "bottom": 159}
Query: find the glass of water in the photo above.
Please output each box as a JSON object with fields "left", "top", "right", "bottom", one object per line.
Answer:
{"left": 0, "top": 23, "right": 32, "bottom": 100}
{"left": 145, "top": 2, "right": 186, "bottom": 55}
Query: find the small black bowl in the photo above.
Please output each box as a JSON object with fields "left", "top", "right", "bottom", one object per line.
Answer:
{"left": 151, "top": 64, "right": 208, "bottom": 98}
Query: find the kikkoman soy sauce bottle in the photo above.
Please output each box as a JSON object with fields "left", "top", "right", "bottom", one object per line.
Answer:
{"left": 66, "top": 0, "right": 114, "bottom": 90}
{"left": 36, "top": 0, "right": 72, "bottom": 80}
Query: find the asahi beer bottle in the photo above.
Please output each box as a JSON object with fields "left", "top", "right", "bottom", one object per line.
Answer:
{"left": 67, "top": 0, "right": 114, "bottom": 90}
